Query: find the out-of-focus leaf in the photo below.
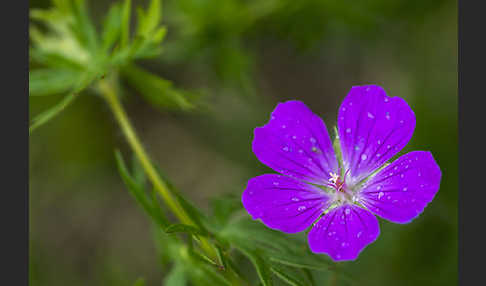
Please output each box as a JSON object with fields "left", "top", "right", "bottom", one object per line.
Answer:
{"left": 209, "top": 193, "right": 243, "bottom": 228}
{"left": 120, "top": 64, "right": 195, "bottom": 111}
{"left": 165, "top": 224, "right": 209, "bottom": 237}
{"left": 270, "top": 264, "right": 308, "bottom": 286}
{"left": 29, "top": 71, "right": 97, "bottom": 133}
{"left": 164, "top": 262, "right": 187, "bottom": 286}
{"left": 29, "top": 69, "right": 81, "bottom": 96}
{"left": 234, "top": 244, "right": 273, "bottom": 286}
{"left": 114, "top": 150, "right": 170, "bottom": 229}
{"left": 101, "top": 3, "right": 123, "bottom": 52}
{"left": 132, "top": 277, "right": 145, "bottom": 286}
{"left": 136, "top": 0, "right": 161, "bottom": 37}
{"left": 29, "top": 92, "right": 78, "bottom": 133}
{"left": 70, "top": 0, "right": 99, "bottom": 52}
{"left": 121, "top": 0, "right": 132, "bottom": 48}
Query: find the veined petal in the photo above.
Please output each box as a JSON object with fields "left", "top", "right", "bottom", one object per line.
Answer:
{"left": 358, "top": 151, "right": 441, "bottom": 224}
{"left": 253, "top": 100, "right": 338, "bottom": 185}
{"left": 242, "top": 174, "right": 330, "bottom": 233}
{"left": 308, "top": 204, "right": 380, "bottom": 261}
{"left": 337, "top": 85, "right": 415, "bottom": 183}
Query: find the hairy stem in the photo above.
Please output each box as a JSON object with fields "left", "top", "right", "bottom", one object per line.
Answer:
{"left": 97, "top": 79, "right": 217, "bottom": 261}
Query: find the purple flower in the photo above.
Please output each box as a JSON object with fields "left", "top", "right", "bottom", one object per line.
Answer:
{"left": 242, "top": 85, "right": 441, "bottom": 261}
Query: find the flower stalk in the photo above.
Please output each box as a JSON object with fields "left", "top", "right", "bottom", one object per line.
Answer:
{"left": 97, "top": 78, "right": 218, "bottom": 262}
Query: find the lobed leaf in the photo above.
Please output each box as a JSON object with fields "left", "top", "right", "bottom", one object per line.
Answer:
{"left": 120, "top": 64, "right": 195, "bottom": 111}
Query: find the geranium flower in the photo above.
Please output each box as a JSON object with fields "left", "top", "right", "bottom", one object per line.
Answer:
{"left": 242, "top": 85, "right": 441, "bottom": 261}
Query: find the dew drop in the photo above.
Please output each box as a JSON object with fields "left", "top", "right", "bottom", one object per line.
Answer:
{"left": 387, "top": 145, "right": 391, "bottom": 149}
{"left": 377, "top": 185, "right": 382, "bottom": 190}
{"left": 378, "top": 192, "right": 384, "bottom": 199}
{"left": 292, "top": 135, "right": 297, "bottom": 140}
{"left": 400, "top": 174, "right": 404, "bottom": 178}
{"left": 282, "top": 146, "right": 289, "bottom": 152}
{"left": 357, "top": 231, "right": 362, "bottom": 238}
{"left": 298, "top": 149, "right": 304, "bottom": 154}
{"left": 341, "top": 242, "right": 348, "bottom": 248}
{"left": 345, "top": 208, "right": 351, "bottom": 215}
{"left": 387, "top": 196, "right": 391, "bottom": 200}
{"left": 281, "top": 124, "right": 286, "bottom": 129}
{"left": 361, "top": 154, "right": 368, "bottom": 161}
{"left": 385, "top": 112, "right": 391, "bottom": 120}
{"left": 384, "top": 98, "right": 389, "bottom": 102}
{"left": 273, "top": 181, "right": 279, "bottom": 186}
{"left": 298, "top": 206, "right": 306, "bottom": 212}
{"left": 346, "top": 128, "right": 351, "bottom": 133}
{"left": 367, "top": 112, "right": 375, "bottom": 119}
{"left": 291, "top": 197, "right": 299, "bottom": 202}
{"left": 400, "top": 120, "right": 404, "bottom": 124}
{"left": 377, "top": 139, "right": 382, "bottom": 145}
{"left": 403, "top": 187, "right": 408, "bottom": 192}
{"left": 310, "top": 137, "right": 317, "bottom": 143}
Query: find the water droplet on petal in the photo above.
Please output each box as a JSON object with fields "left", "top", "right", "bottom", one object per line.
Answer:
{"left": 367, "top": 112, "right": 375, "bottom": 119}
{"left": 378, "top": 192, "right": 384, "bottom": 199}
{"left": 292, "top": 135, "right": 297, "bottom": 140}
{"left": 357, "top": 231, "right": 362, "bottom": 238}
{"left": 273, "top": 181, "right": 279, "bottom": 186}
{"left": 346, "top": 128, "right": 351, "bottom": 133}
{"left": 281, "top": 124, "right": 286, "bottom": 129}
{"left": 291, "top": 197, "right": 299, "bottom": 202}
{"left": 298, "top": 206, "right": 306, "bottom": 212}
{"left": 282, "top": 146, "right": 289, "bottom": 152}
{"left": 403, "top": 187, "right": 408, "bottom": 192}
{"left": 345, "top": 208, "right": 351, "bottom": 215}
{"left": 361, "top": 154, "right": 367, "bottom": 161}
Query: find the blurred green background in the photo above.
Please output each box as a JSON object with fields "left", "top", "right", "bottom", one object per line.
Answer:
{"left": 29, "top": 0, "right": 457, "bottom": 285}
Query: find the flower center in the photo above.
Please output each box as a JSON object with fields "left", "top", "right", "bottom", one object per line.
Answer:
{"left": 322, "top": 170, "right": 357, "bottom": 205}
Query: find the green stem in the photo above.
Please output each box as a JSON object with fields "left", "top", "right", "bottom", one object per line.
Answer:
{"left": 98, "top": 79, "right": 217, "bottom": 261}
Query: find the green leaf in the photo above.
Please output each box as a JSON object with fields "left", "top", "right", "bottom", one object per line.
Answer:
{"left": 120, "top": 64, "right": 195, "bottom": 111}
{"left": 220, "top": 217, "right": 333, "bottom": 270}
{"left": 234, "top": 245, "right": 273, "bottom": 286}
{"left": 210, "top": 193, "right": 243, "bottom": 227}
{"left": 136, "top": 0, "right": 161, "bottom": 37}
{"left": 165, "top": 224, "right": 209, "bottom": 237}
{"left": 101, "top": 3, "right": 123, "bottom": 52}
{"left": 29, "top": 92, "right": 79, "bottom": 133}
{"left": 153, "top": 164, "right": 209, "bottom": 231}
{"left": 121, "top": 0, "right": 132, "bottom": 48}
{"left": 29, "top": 71, "right": 97, "bottom": 133}
{"left": 29, "top": 69, "right": 81, "bottom": 96}
{"left": 71, "top": 0, "right": 99, "bottom": 52}
{"left": 164, "top": 263, "right": 187, "bottom": 286}
{"left": 114, "top": 150, "right": 170, "bottom": 229}
{"left": 270, "top": 264, "right": 307, "bottom": 286}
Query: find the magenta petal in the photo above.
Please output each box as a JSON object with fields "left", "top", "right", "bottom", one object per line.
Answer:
{"left": 359, "top": 151, "right": 441, "bottom": 224}
{"left": 252, "top": 100, "right": 338, "bottom": 184}
{"left": 308, "top": 204, "right": 380, "bottom": 261}
{"left": 337, "top": 85, "right": 416, "bottom": 183}
{"left": 242, "top": 174, "right": 330, "bottom": 233}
